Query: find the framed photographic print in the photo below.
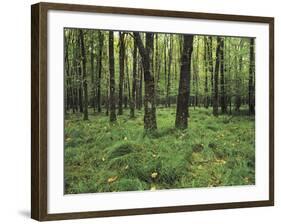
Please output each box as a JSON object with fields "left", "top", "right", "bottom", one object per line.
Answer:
{"left": 31, "top": 2, "right": 274, "bottom": 221}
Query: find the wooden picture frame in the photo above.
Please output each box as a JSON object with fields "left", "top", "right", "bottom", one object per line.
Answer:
{"left": 31, "top": 2, "right": 274, "bottom": 221}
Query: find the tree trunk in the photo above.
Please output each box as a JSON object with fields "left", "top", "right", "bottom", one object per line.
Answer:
{"left": 207, "top": 37, "right": 214, "bottom": 106}
{"left": 64, "top": 31, "right": 71, "bottom": 112}
{"left": 249, "top": 38, "right": 255, "bottom": 115}
{"left": 76, "top": 31, "right": 83, "bottom": 114}
{"left": 220, "top": 37, "right": 227, "bottom": 114}
{"left": 118, "top": 32, "right": 125, "bottom": 115}
{"left": 79, "top": 29, "right": 88, "bottom": 120}
{"left": 130, "top": 38, "right": 137, "bottom": 118}
{"left": 108, "top": 31, "right": 117, "bottom": 122}
{"left": 204, "top": 37, "right": 209, "bottom": 108}
{"left": 166, "top": 35, "right": 173, "bottom": 107}
{"left": 175, "top": 34, "right": 194, "bottom": 129}
{"left": 137, "top": 61, "right": 143, "bottom": 110}
{"left": 134, "top": 32, "right": 157, "bottom": 131}
{"left": 235, "top": 41, "right": 243, "bottom": 112}
{"left": 97, "top": 31, "right": 103, "bottom": 113}
{"left": 213, "top": 37, "right": 221, "bottom": 116}
{"left": 90, "top": 31, "right": 96, "bottom": 110}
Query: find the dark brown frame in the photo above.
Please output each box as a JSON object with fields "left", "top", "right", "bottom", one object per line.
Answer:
{"left": 31, "top": 2, "right": 274, "bottom": 221}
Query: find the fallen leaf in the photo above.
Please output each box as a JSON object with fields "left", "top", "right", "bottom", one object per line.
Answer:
{"left": 107, "top": 176, "right": 118, "bottom": 183}
{"left": 151, "top": 172, "right": 158, "bottom": 178}
{"left": 66, "top": 138, "right": 71, "bottom": 142}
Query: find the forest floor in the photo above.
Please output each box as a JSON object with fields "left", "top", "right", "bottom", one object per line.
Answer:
{"left": 64, "top": 107, "right": 255, "bottom": 194}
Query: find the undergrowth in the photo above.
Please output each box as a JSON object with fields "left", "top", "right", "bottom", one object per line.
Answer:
{"left": 64, "top": 107, "right": 255, "bottom": 194}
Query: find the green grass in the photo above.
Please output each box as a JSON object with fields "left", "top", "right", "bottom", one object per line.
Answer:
{"left": 64, "top": 107, "right": 255, "bottom": 194}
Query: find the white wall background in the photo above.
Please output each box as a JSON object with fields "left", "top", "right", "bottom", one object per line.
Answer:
{"left": 0, "top": 0, "right": 279, "bottom": 223}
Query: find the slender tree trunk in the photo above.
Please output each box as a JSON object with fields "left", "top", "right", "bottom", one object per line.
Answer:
{"left": 213, "top": 37, "right": 221, "bottom": 116}
{"left": 108, "top": 31, "right": 117, "bottom": 122}
{"left": 118, "top": 32, "right": 125, "bottom": 115}
{"left": 130, "top": 38, "right": 137, "bottom": 118}
{"left": 220, "top": 37, "right": 227, "bottom": 114}
{"left": 175, "top": 35, "right": 194, "bottom": 129}
{"left": 76, "top": 32, "right": 84, "bottom": 113}
{"left": 207, "top": 37, "right": 214, "bottom": 106}
{"left": 64, "top": 31, "right": 70, "bottom": 112}
{"left": 249, "top": 38, "right": 255, "bottom": 115}
{"left": 195, "top": 37, "right": 200, "bottom": 107}
{"left": 137, "top": 62, "right": 143, "bottom": 110}
{"left": 204, "top": 37, "right": 209, "bottom": 108}
{"left": 134, "top": 32, "right": 157, "bottom": 131}
{"left": 155, "top": 34, "right": 161, "bottom": 105}
{"left": 90, "top": 31, "right": 96, "bottom": 110}
{"left": 166, "top": 35, "right": 173, "bottom": 107}
{"left": 164, "top": 35, "right": 167, "bottom": 107}
{"left": 235, "top": 41, "right": 242, "bottom": 112}
{"left": 97, "top": 31, "right": 103, "bottom": 113}
{"left": 79, "top": 29, "right": 88, "bottom": 120}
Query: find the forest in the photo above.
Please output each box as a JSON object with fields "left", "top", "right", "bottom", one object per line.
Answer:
{"left": 64, "top": 28, "right": 255, "bottom": 194}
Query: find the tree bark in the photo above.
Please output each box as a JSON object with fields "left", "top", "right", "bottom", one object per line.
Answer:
{"left": 90, "top": 31, "right": 96, "bottom": 110}
{"left": 130, "top": 38, "right": 137, "bottom": 118}
{"left": 235, "top": 40, "right": 243, "bottom": 112}
{"left": 213, "top": 37, "right": 221, "bottom": 117}
{"left": 76, "top": 31, "right": 83, "bottom": 113}
{"left": 134, "top": 32, "right": 157, "bottom": 131}
{"left": 108, "top": 31, "right": 117, "bottom": 122}
{"left": 207, "top": 37, "right": 214, "bottom": 106}
{"left": 249, "top": 38, "right": 255, "bottom": 115}
{"left": 79, "top": 29, "right": 88, "bottom": 120}
{"left": 175, "top": 34, "right": 194, "bottom": 129}
{"left": 166, "top": 35, "right": 173, "bottom": 107}
{"left": 118, "top": 32, "right": 125, "bottom": 115}
{"left": 220, "top": 37, "right": 227, "bottom": 113}
{"left": 204, "top": 37, "right": 209, "bottom": 108}
{"left": 97, "top": 31, "right": 103, "bottom": 113}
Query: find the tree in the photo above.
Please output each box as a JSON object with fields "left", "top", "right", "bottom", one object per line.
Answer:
{"left": 79, "top": 29, "right": 89, "bottom": 120}
{"left": 64, "top": 30, "right": 71, "bottom": 112}
{"left": 175, "top": 35, "right": 194, "bottom": 129}
{"left": 130, "top": 38, "right": 137, "bottom": 118}
{"left": 220, "top": 37, "right": 227, "bottom": 113}
{"left": 108, "top": 31, "right": 117, "bottom": 122}
{"left": 249, "top": 38, "right": 255, "bottom": 115}
{"left": 97, "top": 31, "right": 103, "bottom": 113}
{"left": 134, "top": 32, "right": 157, "bottom": 131}
{"left": 118, "top": 32, "right": 125, "bottom": 115}
{"left": 213, "top": 37, "right": 221, "bottom": 116}
{"left": 235, "top": 40, "right": 243, "bottom": 112}
{"left": 76, "top": 31, "right": 84, "bottom": 114}
{"left": 166, "top": 35, "right": 173, "bottom": 107}
{"left": 90, "top": 31, "right": 96, "bottom": 109}
{"left": 207, "top": 37, "right": 214, "bottom": 106}
{"left": 204, "top": 37, "right": 209, "bottom": 108}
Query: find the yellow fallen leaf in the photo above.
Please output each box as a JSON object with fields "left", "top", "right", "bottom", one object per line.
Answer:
{"left": 151, "top": 172, "right": 158, "bottom": 178}
{"left": 107, "top": 176, "right": 118, "bottom": 183}
{"left": 215, "top": 159, "right": 226, "bottom": 165}
{"left": 102, "top": 157, "right": 105, "bottom": 162}
{"left": 125, "top": 165, "right": 129, "bottom": 169}
{"left": 66, "top": 137, "right": 71, "bottom": 142}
